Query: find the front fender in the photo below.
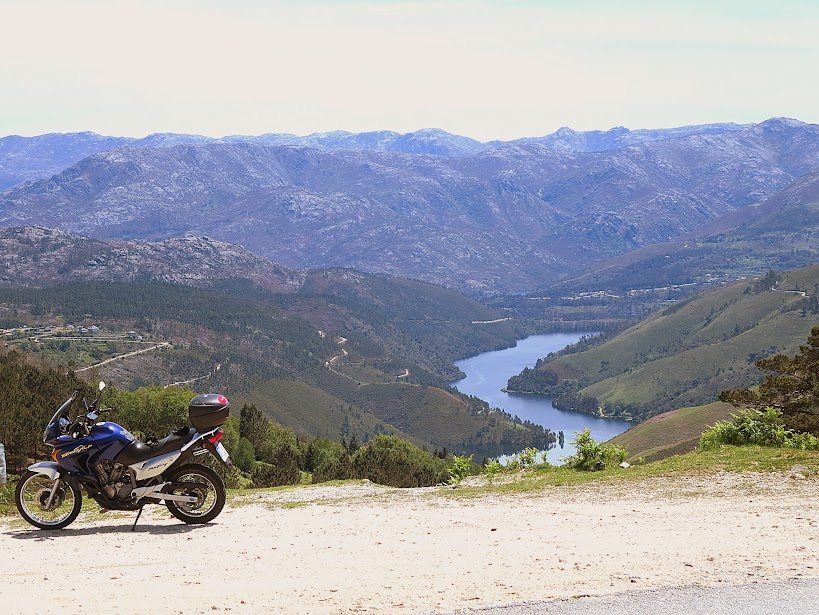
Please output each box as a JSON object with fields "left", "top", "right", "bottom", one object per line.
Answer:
{"left": 27, "top": 461, "right": 63, "bottom": 481}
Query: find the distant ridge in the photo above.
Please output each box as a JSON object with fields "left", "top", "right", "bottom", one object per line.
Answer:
{"left": 0, "top": 121, "right": 750, "bottom": 191}
{"left": 492, "top": 121, "right": 750, "bottom": 152}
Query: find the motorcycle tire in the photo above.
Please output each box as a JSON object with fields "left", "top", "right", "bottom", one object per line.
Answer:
{"left": 15, "top": 471, "right": 82, "bottom": 530}
{"left": 163, "top": 464, "right": 226, "bottom": 524}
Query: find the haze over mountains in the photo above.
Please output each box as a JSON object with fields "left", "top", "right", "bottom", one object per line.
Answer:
{"left": 1, "top": 118, "right": 818, "bottom": 295}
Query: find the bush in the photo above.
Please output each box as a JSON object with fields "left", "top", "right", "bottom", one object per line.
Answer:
{"left": 0, "top": 477, "right": 16, "bottom": 515}
{"left": 308, "top": 438, "right": 353, "bottom": 483}
{"left": 233, "top": 438, "right": 256, "bottom": 473}
{"left": 106, "top": 385, "right": 194, "bottom": 439}
{"left": 482, "top": 458, "right": 503, "bottom": 483}
{"left": 506, "top": 447, "right": 543, "bottom": 471}
{"left": 352, "top": 436, "right": 448, "bottom": 487}
{"left": 447, "top": 454, "right": 474, "bottom": 485}
{"left": 563, "top": 429, "right": 627, "bottom": 471}
{"left": 700, "top": 407, "right": 819, "bottom": 450}
{"left": 253, "top": 422, "right": 302, "bottom": 486}
{"left": 251, "top": 460, "right": 300, "bottom": 488}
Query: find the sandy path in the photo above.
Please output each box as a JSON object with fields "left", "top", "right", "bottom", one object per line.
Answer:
{"left": 2, "top": 472, "right": 818, "bottom": 614}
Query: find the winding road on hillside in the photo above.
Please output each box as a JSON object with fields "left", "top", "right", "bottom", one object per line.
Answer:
{"left": 74, "top": 342, "right": 171, "bottom": 372}
{"left": 2, "top": 470, "right": 818, "bottom": 614}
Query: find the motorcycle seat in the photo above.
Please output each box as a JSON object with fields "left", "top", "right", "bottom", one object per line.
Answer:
{"left": 117, "top": 427, "right": 198, "bottom": 465}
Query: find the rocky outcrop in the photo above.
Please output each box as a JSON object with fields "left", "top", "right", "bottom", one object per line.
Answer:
{"left": 0, "top": 226, "right": 303, "bottom": 291}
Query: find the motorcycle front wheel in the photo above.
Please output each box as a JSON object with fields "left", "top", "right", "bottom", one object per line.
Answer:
{"left": 163, "top": 464, "right": 226, "bottom": 524}
{"left": 15, "top": 471, "right": 82, "bottom": 530}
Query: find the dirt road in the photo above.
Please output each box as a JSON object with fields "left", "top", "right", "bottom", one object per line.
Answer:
{"left": 2, "top": 473, "right": 818, "bottom": 614}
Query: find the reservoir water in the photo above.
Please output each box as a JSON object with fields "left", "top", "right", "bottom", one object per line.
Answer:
{"left": 451, "top": 333, "right": 631, "bottom": 463}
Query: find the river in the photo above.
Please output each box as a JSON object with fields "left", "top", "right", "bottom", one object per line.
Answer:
{"left": 451, "top": 333, "right": 631, "bottom": 463}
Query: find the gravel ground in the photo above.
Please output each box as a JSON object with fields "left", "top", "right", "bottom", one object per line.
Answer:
{"left": 2, "top": 471, "right": 818, "bottom": 614}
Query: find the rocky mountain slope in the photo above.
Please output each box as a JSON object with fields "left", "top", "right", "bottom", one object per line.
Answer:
{"left": 544, "top": 164, "right": 819, "bottom": 297}
{"left": 497, "top": 121, "right": 748, "bottom": 152}
{"left": 0, "top": 132, "right": 132, "bottom": 190}
{"left": 1, "top": 118, "right": 817, "bottom": 294}
{"left": 0, "top": 225, "right": 303, "bottom": 291}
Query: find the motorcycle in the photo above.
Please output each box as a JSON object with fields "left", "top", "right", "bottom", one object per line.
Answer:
{"left": 14, "top": 382, "right": 233, "bottom": 530}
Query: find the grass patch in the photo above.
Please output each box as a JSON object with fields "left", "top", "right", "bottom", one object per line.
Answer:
{"left": 441, "top": 445, "right": 819, "bottom": 498}
{"left": 0, "top": 479, "right": 17, "bottom": 516}
{"left": 281, "top": 501, "right": 308, "bottom": 509}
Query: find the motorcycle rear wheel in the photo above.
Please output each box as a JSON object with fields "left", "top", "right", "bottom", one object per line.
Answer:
{"left": 15, "top": 471, "right": 82, "bottom": 530}
{"left": 163, "top": 464, "right": 226, "bottom": 524}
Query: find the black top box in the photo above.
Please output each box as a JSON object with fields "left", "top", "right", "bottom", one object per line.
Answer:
{"left": 189, "top": 393, "right": 230, "bottom": 431}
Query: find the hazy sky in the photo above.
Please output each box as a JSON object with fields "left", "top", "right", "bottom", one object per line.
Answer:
{"left": 2, "top": 0, "right": 818, "bottom": 140}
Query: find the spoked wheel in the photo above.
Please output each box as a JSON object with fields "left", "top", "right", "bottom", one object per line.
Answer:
{"left": 163, "top": 464, "right": 226, "bottom": 524}
{"left": 15, "top": 471, "right": 82, "bottom": 530}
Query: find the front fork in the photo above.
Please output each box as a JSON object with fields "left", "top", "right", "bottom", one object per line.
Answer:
{"left": 45, "top": 478, "right": 62, "bottom": 509}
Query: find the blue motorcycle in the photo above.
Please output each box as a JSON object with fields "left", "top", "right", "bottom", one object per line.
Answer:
{"left": 15, "top": 382, "right": 232, "bottom": 530}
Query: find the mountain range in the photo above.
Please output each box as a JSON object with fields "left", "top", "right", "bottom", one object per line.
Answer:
{"left": 2, "top": 118, "right": 817, "bottom": 295}
{"left": 0, "top": 122, "right": 748, "bottom": 191}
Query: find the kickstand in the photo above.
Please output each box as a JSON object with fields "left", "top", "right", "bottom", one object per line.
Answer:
{"left": 131, "top": 505, "right": 145, "bottom": 532}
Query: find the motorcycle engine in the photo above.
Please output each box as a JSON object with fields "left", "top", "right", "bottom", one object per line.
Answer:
{"left": 94, "top": 461, "right": 128, "bottom": 500}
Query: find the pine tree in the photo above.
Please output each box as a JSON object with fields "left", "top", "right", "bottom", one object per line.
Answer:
{"left": 720, "top": 326, "right": 819, "bottom": 432}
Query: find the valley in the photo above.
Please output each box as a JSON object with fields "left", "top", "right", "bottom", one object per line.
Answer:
{"left": 506, "top": 264, "right": 819, "bottom": 426}
{"left": 2, "top": 117, "right": 819, "bottom": 470}
{"left": 0, "top": 264, "right": 551, "bottom": 459}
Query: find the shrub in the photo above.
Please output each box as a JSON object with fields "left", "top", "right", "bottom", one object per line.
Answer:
{"left": 252, "top": 422, "right": 302, "bottom": 485}
{"left": 308, "top": 438, "right": 353, "bottom": 483}
{"left": 233, "top": 437, "right": 256, "bottom": 473}
{"left": 106, "top": 385, "right": 193, "bottom": 438}
{"left": 506, "top": 447, "right": 542, "bottom": 471}
{"left": 700, "top": 407, "right": 819, "bottom": 451}
{"left": 563, "top": 429, "right": 627, "bottom": 471}
{"left": 0, "top": 477, "right": 16, "bottom": 515}
{"left": 482, "top": 458, "right": 503, "bottom": 483}
{"left": 352, "top": 436, "right": 448, "bottom": 487}
{"left": 251, "top": 460, "right": 300, "bottom": 488}
{"left": 448, "top": 454, "right": 474, "bottom": 485}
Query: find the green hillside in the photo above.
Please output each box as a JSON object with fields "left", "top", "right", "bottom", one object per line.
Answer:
{"left": 508, "top": 264, "right": 819, "bottom": 421}
{"left": 608, "top": 402, "right": 734, "bottom": 462}
{"left": 232, "top": 378, "right": 414, "bottom": 444}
